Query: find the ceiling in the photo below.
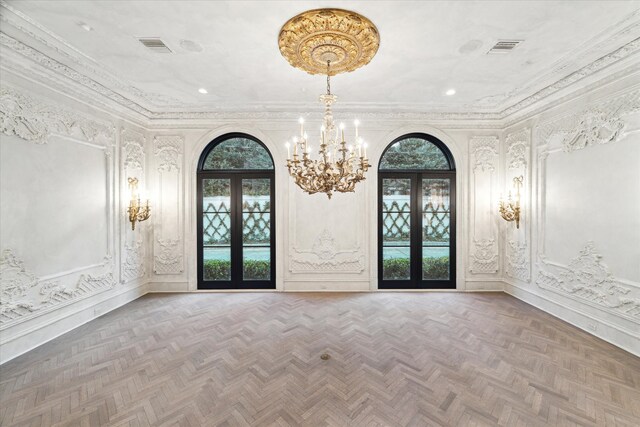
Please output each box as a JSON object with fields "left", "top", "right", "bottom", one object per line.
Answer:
{"left": 1, "top": 1, "right": 639, "bottom": 119}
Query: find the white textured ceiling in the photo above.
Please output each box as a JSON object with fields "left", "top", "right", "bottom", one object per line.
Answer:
{"left": 2, "top": 0, "right": 640, "bottom": 115}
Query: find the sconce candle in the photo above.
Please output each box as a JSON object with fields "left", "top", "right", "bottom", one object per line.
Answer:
{"left": 127, "top": 177, "right": 151, "bottom": 230}
{"left": 499, "top": 176, "right": 523, "bottom": 229}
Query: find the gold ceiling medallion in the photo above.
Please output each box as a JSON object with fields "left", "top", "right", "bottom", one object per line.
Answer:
{"left": 278, "top": 8, "right": 380, "bottom": 75}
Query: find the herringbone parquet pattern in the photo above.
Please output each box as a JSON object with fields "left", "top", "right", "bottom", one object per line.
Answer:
{"left": 1, "top": 293, "right": 639, "bottom": 426}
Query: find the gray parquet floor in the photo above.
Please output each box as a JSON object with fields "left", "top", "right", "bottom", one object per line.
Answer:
{"left": 1, "top": 292, "right": 639, "bottom": 426}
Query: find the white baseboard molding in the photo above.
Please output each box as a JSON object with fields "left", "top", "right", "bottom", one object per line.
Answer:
{"left": 464, "top": 280, "right": 504, "bottom": 291}
{"left": 503, "top": 281, "right": 640, "bottom": 357}
{"left": 0, "top": 283, "right": 148, "bottom": 365}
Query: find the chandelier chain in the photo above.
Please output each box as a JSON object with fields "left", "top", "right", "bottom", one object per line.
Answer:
{"left": 326, "top": 60, "right": 331, "bottom": 95}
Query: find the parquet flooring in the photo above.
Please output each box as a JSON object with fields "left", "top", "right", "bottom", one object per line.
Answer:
{"left": 1, "top": 292, "right": 639, "bottom": 426}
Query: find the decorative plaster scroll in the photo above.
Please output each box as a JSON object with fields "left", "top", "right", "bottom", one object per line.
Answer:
{"left": 506, "top": 128, "right": 529, "bottom": 170}
{"left": 561, "top": 110, "right": 625, "bottom": 152}
{"left": 536, "top": 89, "right": 640, "bottom": 147}
{"left": 506, "top": 240, "right": 530, "bottom": 282}
{"left": 0, "top": 249, "right": 116, "bottom": 325}
{"left": 121, "top": 128, "right": 145, "bottom": 170}
{"left": 154, "top": 135, "right": 183, "bottom": 172}
{"left": 0, "top": 85, "right": 114, "bottom": 144}
{"left": 470, "top": 136, "right": 499, "bottom": 172}
{"left": 154, "top": 239, "right": 183, "bottom": 275}
{"left": 470, "top": 239, "right": 499, "bottom": 274}
{"left": 536, "top": 242, "right": 640, "bottom": 318}
{"left": 122, "top": 241, "right": 145, "bottom": 282}
{"left": 290, "top": 229, "right": 364, "bottom": 273}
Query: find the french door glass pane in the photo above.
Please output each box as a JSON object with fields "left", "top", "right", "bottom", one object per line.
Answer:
{"left": 203, "top": 213, "right": 230, "bottom": 244}
{"left": 383, "top": 246, "right": 411, "bottom": 280}
{"left": 382, "top": 178, "right": 411, "bottom": 212}
{"left": 382, "top": 178, "right": 412, "bottom": 280}
{"left": 243, "top": 213, "right": 270, "bottom": 244}
{"left": 243, "top": 247, "right": 270, "bottom": 281}
{"left": 422, "top": 178, "right": 451, "bottom": 280}
{"left": 242, "top": 178, "right": 271, "bottom": 281}
{"left": 202, "top": 178, "right": 232, "bottom": 281}
{"left": 423, "top": 246, "right": 450, "bottom": 280}
{"left": 242, "top": 179, "right": 271, "bottom": 212}
{"left": 202, "top": 179, "right": 231, "bottom": 212}
{"left": 203, "top": 247, "right": 231, "bottom": 281}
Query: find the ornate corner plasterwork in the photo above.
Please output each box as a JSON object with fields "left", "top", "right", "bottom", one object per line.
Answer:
{"left": 0, "top": 249, "right": 116, "bottom": 325}
{"left": 536, "top": 242, "right": 640, "bottom": 318}
{"left": 154, "top": 135, "right": 183, "bottom": 172}
{"left": 121, "top": 128, "right": 145, "bottom": 171}
{"left": 470, "top": 239, "right": 499, "bottom": 273}
{"left": 290, "top": 229, "right": 364, "bottom": 273}
{"left": 506, "top": 128, "right": 530, "bottom": 170}
{"left": 470, "top": 136, "right": 498, "bottom": 172}
{"left": 506, "top": 240, "right": 530, "bottom": 282}
{"left": 0, "top": 85, "right": 114, "bottom": 145}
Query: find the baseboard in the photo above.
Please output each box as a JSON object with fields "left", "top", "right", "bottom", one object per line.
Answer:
{"left": 503, "top": 281, "right": 640, "bottom": 357}
{"left": 0, "top": 283, "right": 148, "bottom": 365}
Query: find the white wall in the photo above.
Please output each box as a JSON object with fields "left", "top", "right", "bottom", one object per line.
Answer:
{"left": 0, "top": 75, "right": 149, "bottom": 364}
{"left": 1, "top": 64, "right": 638, "bottom": 365}
{"left": 502, "top": 73, "right": 640, "bottom": 355}
{"left": 147, "top": 123, "right": 504, "bottom": 293}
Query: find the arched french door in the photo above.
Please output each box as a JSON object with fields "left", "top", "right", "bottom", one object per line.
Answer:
{"left": 378, "top": 133, "right": 456, "bottom": 289}
{"left": 197, "top": 133, "right": 275, "bottom": 289}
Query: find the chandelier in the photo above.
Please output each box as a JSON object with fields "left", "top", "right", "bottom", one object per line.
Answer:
{"left": 278, "top": 8, "right": 380, "bottom": 198}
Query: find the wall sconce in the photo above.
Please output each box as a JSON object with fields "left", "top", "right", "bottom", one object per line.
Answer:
{"left": 127, "top": 177, "right": 150, "bottom": 230}
{"left": 499, "top": 175, "right": 523, "bottom": 229}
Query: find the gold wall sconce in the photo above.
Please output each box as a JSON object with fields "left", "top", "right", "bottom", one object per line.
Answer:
{"left": 499, "top": 176, "right": 523, "bottom": 229}
{"left": 127, "top": 177, "right": 150, "bottom": 230}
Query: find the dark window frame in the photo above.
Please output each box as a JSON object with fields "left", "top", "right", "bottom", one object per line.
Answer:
{"left": 197, "top": 133, "right": 276, "bottom": 290}
{"left": 378, "top": 133, "right": 456, "bottom": 289}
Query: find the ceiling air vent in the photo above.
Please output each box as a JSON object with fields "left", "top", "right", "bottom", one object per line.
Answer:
{"left": 138, "top": 38, "right": 172, "bottom": 53}
{"left": 487, "top": 40, "right": 523, "bottom": 54}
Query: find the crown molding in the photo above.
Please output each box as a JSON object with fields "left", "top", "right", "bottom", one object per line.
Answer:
{"left": 1, "top": 1, "right": 639, "bottom": 128}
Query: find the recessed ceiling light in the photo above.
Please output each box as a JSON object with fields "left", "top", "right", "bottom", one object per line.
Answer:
{"left": 445, "top": 89, "right": 456, "bottom": 96}
{"left": 198, "top": 88, "right": 208, "bottom": 94}
{"left": 77, "top": 22, "right": 93, "bottom": 32}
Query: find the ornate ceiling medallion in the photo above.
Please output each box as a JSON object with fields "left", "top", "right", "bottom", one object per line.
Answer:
{"left": 278, "top": 8, "right": 380, "bottom": 75}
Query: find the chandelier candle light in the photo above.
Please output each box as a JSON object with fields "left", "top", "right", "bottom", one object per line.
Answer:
{"left": 278, "top": 8, "right": 380, "bottom": 198}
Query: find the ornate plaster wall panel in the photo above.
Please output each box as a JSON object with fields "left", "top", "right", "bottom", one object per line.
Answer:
{"left": 468, "top": 136, "right": 499, "bottom": 274}
{"left": 288, "top": 186, "right": 366, "bottom": 275}
{"left": 0, "top": 249, "right": 116, "bottom": 326}
{"left": 504, "top": 128, "right": 531, "bottom": 282}
{"left": 120, "top": 128, "right": 147, "bottom": 283}
{"left": 536, "top": 242, "right": 640, "bottom": 320}
{"left": 289, "top": 229, "right": 365, "bottom": 273}
{"left": 0, "top": 84, "right": 118, "bottom": 328}
{"left": 153, "top": 135, "right": 184, "bottom": 275}
{"left": 535, "top": 89, "right": 640, "bottom": 278}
